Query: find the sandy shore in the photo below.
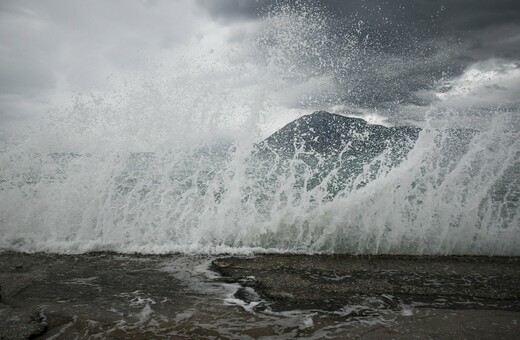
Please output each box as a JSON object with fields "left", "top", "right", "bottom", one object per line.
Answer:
{"left": 1, "top": 252, "right": 519, "bottom": 339}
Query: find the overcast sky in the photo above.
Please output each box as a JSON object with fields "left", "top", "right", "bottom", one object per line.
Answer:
{"left": 1, "top": 0, "right": 519, "bottom": 132}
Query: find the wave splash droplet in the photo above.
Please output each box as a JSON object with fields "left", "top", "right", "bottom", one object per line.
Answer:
{"left": 0, "top": 4, "right": 518, "bottom": 255}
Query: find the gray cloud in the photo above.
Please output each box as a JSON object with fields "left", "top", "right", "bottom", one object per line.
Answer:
{"left": 0, "top": 0, "right": 202, "bottom": 123}
{"left": 197, "top": 0, "right": 520, "bottom": 111}
{"left": 198, "top": 0, "right": 520, "bottom": 32}
{"left": 198, "top": 0, "right": 520, "bottom": 58}
{"left": 1, "top": 0, "right": 519, "bottom": 129}
{"left": 196, "top": 0, "right": 261, "bottom": 22}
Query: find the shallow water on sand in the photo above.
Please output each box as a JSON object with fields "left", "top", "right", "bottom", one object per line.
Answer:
{"left": 0, "top": 253, "right": 391, "bottom": 338}
{"left": 0, "top": 252, "right": 518, "bottom": 339}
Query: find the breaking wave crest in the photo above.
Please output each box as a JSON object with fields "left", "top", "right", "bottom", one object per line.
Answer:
{"left": 0, "top": 4, "right": 518, "bottom": 255}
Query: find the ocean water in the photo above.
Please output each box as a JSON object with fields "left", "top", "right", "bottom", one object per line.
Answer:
{"left": 0, "top": 3, "right": 519, "bottom": 256}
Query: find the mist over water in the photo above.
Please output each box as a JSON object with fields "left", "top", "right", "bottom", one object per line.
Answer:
{"left": 1, "top": 4, "right": 518, "bottom": 255}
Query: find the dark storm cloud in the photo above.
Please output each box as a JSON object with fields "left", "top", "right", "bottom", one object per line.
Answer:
{"left": 198, "top": 0, "right": 520, "bottom": 58}
{"left": 441, "top": 0, "right": 520, "bottom": 30}
{"left": 196, "top": 0, "right": 261, "bottom": 21}
{"left": 198, "top": 0, "right": 520, "bottom": 111}
{"left": 198, "top": 0, "right": 520, "bottom": 29}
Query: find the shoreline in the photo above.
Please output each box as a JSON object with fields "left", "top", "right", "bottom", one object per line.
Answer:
{"left": 211, "top": 254, "right": 520, "bottom": 310}
{"left": 1, "top": 251, "right": 519, "bottom": 338}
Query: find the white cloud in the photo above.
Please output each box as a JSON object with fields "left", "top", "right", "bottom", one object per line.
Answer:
{"left": 434, "top": 60, "right": 520, "bottom": 110}
{"left": 399, "top": 59, "right": 520, "bottom": 128}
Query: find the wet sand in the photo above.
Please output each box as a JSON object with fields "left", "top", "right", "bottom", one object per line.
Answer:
{"left": 1, "top": 252, "right": 519, "bottom": 339}
{"left": 212, "top": 254, "right": 520, "bottom": 311}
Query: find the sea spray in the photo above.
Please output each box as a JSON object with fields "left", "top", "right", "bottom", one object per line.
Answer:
{"left": 0, "top": 4, "right": 518, "bottom": 255}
